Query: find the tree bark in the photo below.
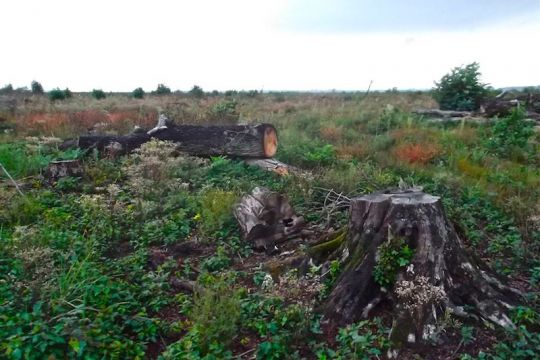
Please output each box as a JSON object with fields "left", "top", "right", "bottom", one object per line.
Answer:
{"left": 66, "top": 120, "right": 278, "bottom": 158}
{"left": 323, "top": 189, "right": 521, "bottom": 351}
{"left": 234, "top": 187, "right": 305, "bottom": 253}
{"left": 413, "top": 109, "right": 472, "bottom": 118}
{"left": 44, "top": 160, "right": 83, "bottom": 183}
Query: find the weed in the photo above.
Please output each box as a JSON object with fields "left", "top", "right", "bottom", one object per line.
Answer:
{"left": 394, "top": 143, "right": 440, "bottom": 165}
{"left": 198, "top": 188, "right": 237, "bottom": 239}
{"left": 373, "top": 231, "right": 414, "bottom": 287}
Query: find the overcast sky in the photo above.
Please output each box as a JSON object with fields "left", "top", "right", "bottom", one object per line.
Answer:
{"left": 1, "top": 0, "right": 539, "bottom": 91}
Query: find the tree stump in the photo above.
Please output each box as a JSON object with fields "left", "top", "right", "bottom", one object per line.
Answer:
{"left": 323, "top": 189, "right": 521, "bottom": 351}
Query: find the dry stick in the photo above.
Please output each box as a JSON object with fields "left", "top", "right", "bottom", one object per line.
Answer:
{"left": 358, "top": 80, "right": 374, "bottom": 103}
{"left": 235, "top": 347, "right": 257, "bottom": 359}
{"left": 0, "top": 161, "right": 24, "bottom": 196}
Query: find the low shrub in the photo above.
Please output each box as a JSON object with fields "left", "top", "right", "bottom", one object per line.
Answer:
{"left": 197, "top": 188, "right": 237, "bottom": 238}
{"left": 31, "top": 81, "right": 44, "bottom": 95}
{"left": 91, "top": 89, "right": 106, "bottom": 100}
{"left": 48, "top": 88, "right": 66, "bottom": 101}
{"left": 132, "top": 87, "right": 145, "bottom": 99}
{"left": 486, "top": 108, "right": 535, "bottom": 161}
{"left": 394, "top": 143, "right": 440, "bottom": 164}
{"left": 154, "top": 84, "right": 171, "bottom": 95}
{"left": 189, "top": 85, "right": 204, "bottom": 98}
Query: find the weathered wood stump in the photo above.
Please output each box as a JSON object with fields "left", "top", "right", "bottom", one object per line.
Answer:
{"left": 63, "top": 115, "right": 278, "bottom": 158}
{"left": 323, "top": 189, "right": 521, "bottom": 352}
{"left": 234, "top": 187, "right": 305, "bottom": 252}
{"left": 44, "top": 160, "right": 83, "bottom": 183}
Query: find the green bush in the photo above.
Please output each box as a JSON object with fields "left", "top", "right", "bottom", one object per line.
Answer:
{"left": 154, "top": 84, "right": 171, "bottom": 95}
{"left": 48, "top": 88, "right": 66, "bottom": 101}
{"left": 182, "top": 277, "right": 242, "bottom": 354}
{"left": 189, "top": 85, "right": 204, "bottom": 98}
{"left": 209, "top": 99, "right": 238, "bottom": 123}
{"left": 433, "top": 62, "right": 488, "bottom": 111}
{"left": 91, "top": 89, "right": 106, "bottom": 100}
{"left": 486, "top": 108, "right": 534, "bottom": 160}
{"left": 63, "top": 88, "right": 72, "bottom": 99}
{"left": 31, "top": 81, "right": 44, "bottom": 95}
{"left": 132, "top": 87, "right": 145, "bottom": 99}
{"left": 197, "top": 188, "right": 237, "bottom": 238}
{"left": 0, "top": 84, "right": 13, "bottom": 94}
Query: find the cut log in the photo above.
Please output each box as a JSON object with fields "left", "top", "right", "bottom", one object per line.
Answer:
{"left": 44, "top": 160, "right": 83, "bottom": 183}
{"left": 64, "top": 115, "right": 278, "bottom": 158}
{"left": 234, "top": 187, "right": 305, "bottom": 253}
{"left": 413, "top": 109, "right": 472, "bottom": 118}
{"left": 322, "top": 189, "right": 521, "bottom": 352}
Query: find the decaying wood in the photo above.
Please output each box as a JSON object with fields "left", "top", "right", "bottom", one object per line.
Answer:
{"left": 63, "top": 115, "right": 278, "bottom": 158}
{"left": 234, "top": 187, "right": 305, "bottom": 253}
{"left": 413, "top": 109, "right": 472, "bottom": 118}
{"left": 245, "top": 158, "right": 292, "bottom": 176}
{"left": 44, "top": 160, "right": 83, "bottom": 183}
{"left": 0, "top": 161, "right": 24, "bottom": 196}
{"left": 322, "top": 189, "right": 521, "bottom": 353}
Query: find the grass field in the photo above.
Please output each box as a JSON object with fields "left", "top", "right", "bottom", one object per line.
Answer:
{"left": 1, "top": 91, "right": 539, "bottom": 359}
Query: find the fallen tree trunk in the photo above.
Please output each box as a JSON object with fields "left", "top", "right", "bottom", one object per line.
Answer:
{"left": 322, "top": 189, "right": 521, "bottom": 353}
{"left": 64, "top": 116, "right": 278, "bottom": 158}
{"left": 412, "top": 109, "right": 472, "bottom": 118}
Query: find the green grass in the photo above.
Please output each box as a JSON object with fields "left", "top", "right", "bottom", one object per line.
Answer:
{"left": 0, "top": 92, "right": 538, "bottom": 359}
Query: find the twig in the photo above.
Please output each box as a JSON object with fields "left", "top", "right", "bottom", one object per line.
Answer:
{"left": 235, "top": 347, "right": 256, "bottom": 359}
{"left": 0, "top": 161, "right": 24, "bottom": 196}
{"left": 448, "top": 339, "right": 463, "bottom": 359}
{"left": 358, "top": 80, "right": 373, "bottom": 103}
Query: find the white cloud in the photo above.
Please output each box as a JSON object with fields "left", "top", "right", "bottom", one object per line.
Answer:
{"left": 0, "top": 0, "right": 538, "bottom": 91}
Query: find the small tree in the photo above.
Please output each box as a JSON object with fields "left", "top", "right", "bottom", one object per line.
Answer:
{"left": 63, "top": 88, "right": 72, "bottom": 99}
{"left": 92, "top": 89, "right": 106, "bottom": 100}
{"left": 487, "top": 107, "right": 534, "bottom": 160}
{"left": 48, "top": 88, "right": 66, "bottom": 101}
{"left": 132, "top": 87, "right": 145, "bottom": 99}
{"left": 189, "top": 85, "right": 204, "bottom": 99}
{"left": 154, "top": 84, "right": 171, "bottom": 95}
{"left": 31, "top": 81, "right": 44, "bottom": 95}
{"left": 433, "top": 62, "right": 488, "bottom": 111}
{"left": 0, "top": 84, "right": 13, "bottom": 95}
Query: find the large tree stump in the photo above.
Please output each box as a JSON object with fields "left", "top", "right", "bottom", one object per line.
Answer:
{"left": 324, "top": 189, "right": 521, "bottom": 351}
{"left": 63, "top": 115, "right": 278, "bottom": 158}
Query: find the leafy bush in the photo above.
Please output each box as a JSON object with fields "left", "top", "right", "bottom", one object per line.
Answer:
{"left": 208, "top": 99, "right": 239, "bottom": 123}
{"left": 313, "top": 319, "right": 389, "bottom": 359}
{"left": 373, "top": 234, "right": 414, "bottom": 287}
{"left": 63, "top": 88, "right": 72, "bottom": 99}
{"left": 433, "top": 62, "right": 488, "bottom": 111}
{"left": 31, "top": 80, "right": 44, "bottom": 95}
{"left": 305, "top": 144, "right": 337, "bottom": 167}
{"left": 132, "top": 87, "right": 145, "bottom": 99}
{"left": 486, "top": 108, "right": 535, "bottom": 160}
{"left": 48, "top": 88, "right": 66, "bottom": 101}
{"left": 198, "top": 188, "right": 237, "bottom": 238}
{"left": 187, "top": 277, "right": 242, "bottom": 353}
{"left": 154, "top": 83, "right": 171, "bottom": 95}
{"left": 91, "top": 89, "right": 106, "bottom": 100}
{"left": 0, "top": 84, "right": 13, "bottom": 94}
{"left": 189, "top": 85, "right": 204, "bottom": 98}
{"left": 394, "top": 143, "right": 440, "bottom": 164}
